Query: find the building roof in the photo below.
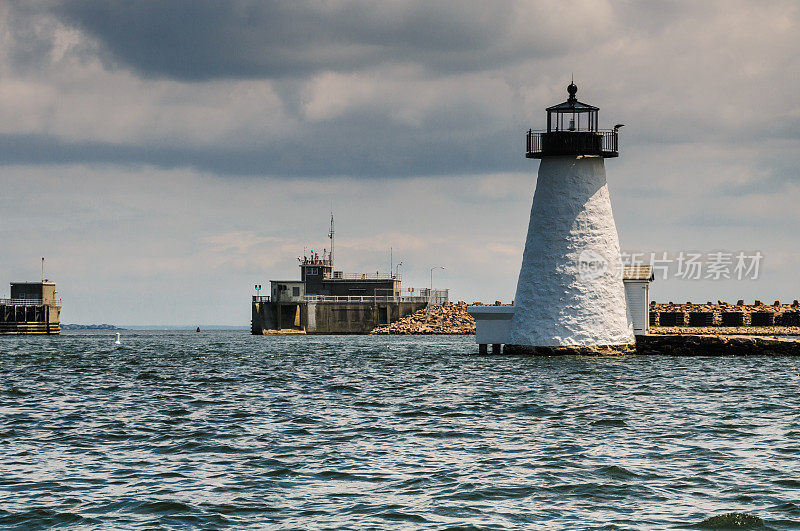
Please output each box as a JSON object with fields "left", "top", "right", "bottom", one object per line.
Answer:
{"left": 546, "top": 99, "right": 599, "bottom": 112}
{"left": 623, "top": 265, "right": 654, "bottom": 281}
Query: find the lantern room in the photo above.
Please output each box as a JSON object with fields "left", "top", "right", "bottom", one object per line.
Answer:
{"left": 547, "top": 81, "right": 598, "bottom": 132}
{"left": 526, "top": 81, "right": 620, "bottom": 159}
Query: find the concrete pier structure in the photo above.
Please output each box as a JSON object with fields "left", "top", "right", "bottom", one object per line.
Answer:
{"left": 252, "top": 216, "right": 448, "bottom": 334}
{"left": 0, "top": 281, "right": 61, "bottom": 335}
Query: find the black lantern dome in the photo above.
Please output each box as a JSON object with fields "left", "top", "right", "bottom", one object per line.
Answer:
{"left": 525, "top": 82, "right": 619, "bottom": 159}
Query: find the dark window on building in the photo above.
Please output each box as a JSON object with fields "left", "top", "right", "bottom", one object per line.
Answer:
{"left": 292, "top": 287, "right": 300, "bottom": 297}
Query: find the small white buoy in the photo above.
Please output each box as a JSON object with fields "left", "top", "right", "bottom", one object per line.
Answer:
{"left": 115, "top": 332, "right": 121, "bottom": 345}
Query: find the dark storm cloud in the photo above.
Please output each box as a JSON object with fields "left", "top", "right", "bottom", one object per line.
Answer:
{"left": 0, "top": 122, "right": 522, "bottom": 178}
{"left": 52, "top": 0, "right": 561, "bottom": 80}
{"left": 0, "top": 0, "right": 552, "bottom": 176}
{"left": 5, "top": 3, "right": 64, "bottom": 72}
{"left": 4, "top": 0, "right": 799, "bottom": 181}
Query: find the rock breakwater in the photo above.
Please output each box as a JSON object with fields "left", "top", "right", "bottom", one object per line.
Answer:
{"left": 371, "top": 301, "right": 487, "bottom": 335}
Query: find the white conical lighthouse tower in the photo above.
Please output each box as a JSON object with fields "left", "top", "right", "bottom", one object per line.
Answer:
{"left": 505, "top": 82, "right": 634, "bottom": 354}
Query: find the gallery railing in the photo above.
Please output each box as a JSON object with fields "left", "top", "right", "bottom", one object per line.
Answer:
{"left": 525, "top": 129, "right": 618, "bottom": 158}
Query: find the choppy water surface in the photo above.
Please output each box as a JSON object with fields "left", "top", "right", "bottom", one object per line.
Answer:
{"left": 2, "top": 331, "right": 800, "bottom": 529}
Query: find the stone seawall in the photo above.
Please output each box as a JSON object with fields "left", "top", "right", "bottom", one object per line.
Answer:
{"left": 654, "top": 326, "right": 800, "bottom": 336}
{"left": 650, "top": 301, "right": 800, "bottom": 327}
{"left": 636, "top": 334, "right": 800, "bottom": 356}
{"left": 500, "top": 335, "right": 800, "bottom": 355}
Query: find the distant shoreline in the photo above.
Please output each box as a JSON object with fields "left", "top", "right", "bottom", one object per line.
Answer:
{"left": 61, "top": 323, "right": 123, "bottom": 330}
{"left": 122, "top": 325, "right": 250, "bottom": 331}
{"left": 62, "top": 324, "right": 250, "bottom": 331}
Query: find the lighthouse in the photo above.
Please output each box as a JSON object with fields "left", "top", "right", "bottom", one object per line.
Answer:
{"left": 505, "top": 82, "right": 635, "bottom": 354}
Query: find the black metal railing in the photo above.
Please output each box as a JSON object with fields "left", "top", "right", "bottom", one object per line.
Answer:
{"left": 601, "top": 130, "right": 618, "bottom": 155}
{"left": 525, "top": 129, "right": 618, "bottom": 158}
{"left": 0, "top": 298, "right": 61, "bottom": 307}
{"left": 526, "top": 130, "right": 542, "bottom": 154}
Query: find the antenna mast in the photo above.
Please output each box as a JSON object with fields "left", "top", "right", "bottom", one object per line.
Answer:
{"left": 329, "top": 213, "right": 335, "bottom": 268}
{"left": 41, "top": 257, "right": 44, "bottom": 282}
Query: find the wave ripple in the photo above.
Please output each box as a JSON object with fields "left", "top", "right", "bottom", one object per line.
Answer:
{"left": 0, "top": 331, "right": 798, "bottom": 528}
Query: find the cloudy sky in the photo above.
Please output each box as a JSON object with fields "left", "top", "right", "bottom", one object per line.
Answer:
{"left": 1, "top": 0, "right": 798, "bottom": 325}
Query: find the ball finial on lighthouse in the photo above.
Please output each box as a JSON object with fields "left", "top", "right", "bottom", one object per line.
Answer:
{"left": 567, "top": 81, "right": 577, "bottom": 103}
{"left": 508, "top": 81, "right": 634, "bottom": 354}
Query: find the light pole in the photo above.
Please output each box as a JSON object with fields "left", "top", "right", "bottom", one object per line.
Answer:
{"left": 426, "top": 266, "right": 445, "bottom": 317}
{"left": 395, "top": 261, "right": 403, "bottom": 278}
{"left": 430, "top": 266, "right": 444, "bottom": 294}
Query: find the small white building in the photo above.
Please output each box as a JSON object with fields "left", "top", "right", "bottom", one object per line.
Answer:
{"left": 271, "top": 280, "right": 305, "bottom": 303}
{"left": 622, "top": 265, "right": 654, "bottom": 335}
{"left": 468, "top": 265, "right": 654, "bottom": 352}
{"left": 467, "top": 306, "right": 516, "bottom": 354}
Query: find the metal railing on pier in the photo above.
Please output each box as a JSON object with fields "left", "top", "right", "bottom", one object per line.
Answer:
{"left": 254, "top": 292, "right": 450, "bottom": 305}
{"left": 0, "top": 298, "right": 61, "bottom": 306}
{"left": 303, "top": 295, "right": 430, "bottom": 303}
{"left": 328, "top": 273, "right": 400, "bottom": 281}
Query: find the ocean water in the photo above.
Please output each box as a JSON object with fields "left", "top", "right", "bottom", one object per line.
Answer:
{"left": 1, "top": 331, "right": 800, "bottom": 529}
